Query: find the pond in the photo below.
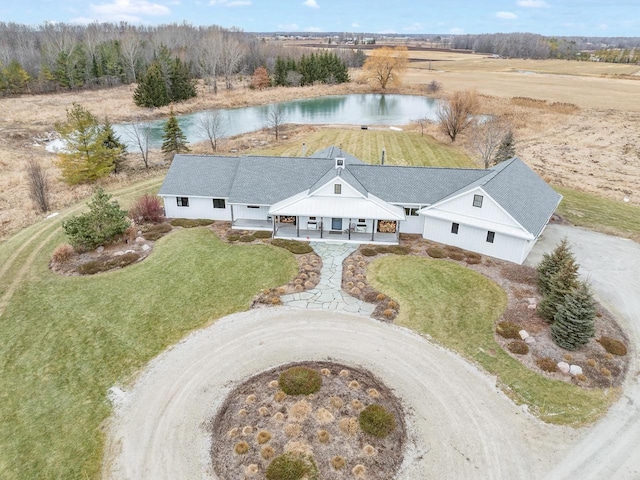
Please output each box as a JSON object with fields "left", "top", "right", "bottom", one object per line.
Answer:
{"left": 113, "top": 93, "right": 442, "bottom": 149}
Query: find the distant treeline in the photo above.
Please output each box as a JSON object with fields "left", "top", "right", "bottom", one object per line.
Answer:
{"left": 450, "top": 33, "right": 640, "bottom": 61}
{"left": 0, "top": 22, "right": 366, "bottom": 96}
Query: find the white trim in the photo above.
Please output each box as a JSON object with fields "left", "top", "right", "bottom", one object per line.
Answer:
{"left": 160, "top": 194, "right": 229, "bottom": 200}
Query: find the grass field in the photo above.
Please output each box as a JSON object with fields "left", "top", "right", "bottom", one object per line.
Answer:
{"left": 0, "top": 187, "right": 298, "bottom": 480}
{"left": 555, "top": 186, "right": 640, "bottom": 241}
{"left": 367, "top": 256, "right": 614, "bottom": 426}
{"left": 247, "top": 128, "right": 476, "bottom": 168}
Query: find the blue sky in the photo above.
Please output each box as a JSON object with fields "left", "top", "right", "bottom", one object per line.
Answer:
{"left": 3, "top": 0, "right": 638, "bottom": 36}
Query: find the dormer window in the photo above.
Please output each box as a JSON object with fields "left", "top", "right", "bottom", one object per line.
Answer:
{"left": 473, "top": 194, "right": 483, "bottom": 208}
{"left": 334, "top": 184, "right": 342, "bottom": 194}
{"left": 335, "top": 157, "right": 345, "bottom": 169}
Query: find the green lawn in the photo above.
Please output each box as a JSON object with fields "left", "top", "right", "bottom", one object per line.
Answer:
{"left": 367, "top": 256, "right": 614, "bottom": 426}
{"left": 0, "top": 223, "right": 297, "bottom": 479}
{"left": 249, "top": 128, "right": 476, "bottom": 168}
{"left": 555, "top": 186, "right": 640, "bottom": 241}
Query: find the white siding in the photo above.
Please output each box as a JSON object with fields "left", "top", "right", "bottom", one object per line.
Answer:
{"left": 233, "top": 205, "right": 270, "bottom": 220}
{"left": 399, "top": 207, "right": 425, "bottom": 234}
{"left": 422, "top": 216, "right": 529, "bottom": 264}
{"left": 161, "top": 196, "right": 231, "bottom": 221}
{"left": 313, "top": 178, "right": 363, "bottom": 198}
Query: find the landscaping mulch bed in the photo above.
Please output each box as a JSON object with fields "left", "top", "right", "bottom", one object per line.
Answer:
{"left": 209, "top": 361, "right": 406, "bottom": 480}
{"left": 344, "top": 234, "right": 630, "bottom": 390}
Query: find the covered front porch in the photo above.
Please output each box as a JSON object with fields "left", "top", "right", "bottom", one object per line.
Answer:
{"left": 273, "top": 218, "right": 400, "bottom": 245}
{"left": 231, "top": 218, "right": 273, "bottom": 231}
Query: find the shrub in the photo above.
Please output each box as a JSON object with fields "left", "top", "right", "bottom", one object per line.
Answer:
{"left": 363, "top": 290, "right": 380, "bottom": 303}
{"left": 597, "top": 336, "right": 627, "bottom": 356}
{"left": 388, "top": 245, "right": 410, "bottom": 255}
{"left": 383, "top": 309, "right": 394, "bottom": 318}
{"left": 600, "top": 367, "right": 612, "bottom": 377}
{"left": 536, "top": 357, "right": 558, "bottom": 373}
{"left": 254, "top": 230, "right": 273, "bottom": 239}
{"left": 317, "top": 430, "right": 330, "bottom": 443}
{"left": 141, "top": 223, "right": 172, "bottom": 241}
{"left": 227, "top": 234, "right": 240, "bottom": 242}
{"left": 360, "top": 247, "right": 377, "bottom": 257}
{"left": 261, "top": 446, "right": 275, "bottom": 460}
{"left": 465, "top": 252, "right": 482, "bottom": 264}
{"left": 52, "top": 243, "right": 74, "bottom": 263}
{"left": 496, "top": 321, "right": 521, "bottom": 339}
{"left": 78, "top": 252, "right": 140, "bottom": 275}
{"left": 426, "top": 246, "right": 446, "bottom": 258}
{"left": 169, "top": 218, "right": 213, "bottom": 228}
{"left": 551, "top": 282, "right": 596, "bottom": 350}
{"left": 279, "top": 366, "right": 322, "bottom": 395}
{"left": 234, "top": 441, "right": 249, "bottom": 454}
{"left": 359, "top": 404, "right": 396, "bottom": 438}
{"left": 331, "top": 456, "right": 346, "bottom": 470}
{"left": 448, "top": 251, "right": 466, "bottom": 261}
{"left": 257, "top": 431, "right": 272, "bottom": 444}
{"left": 271, "top": 239, "right": 313, "bottom": 254}
{"left": 575, "top": 373, "right": 588, "bottom": 382}
{"left": 507, "top": 341, "right": 529, "bottom": 355}
{"left": 266, "top": 453, "right": 318, "bottom": 480}
{"left": 63, "top": 188, "right": 130, "bottom": 251}
{"left": 239, "top": 234, "right": 256, "bottom": 242}
{"left": 128, "top": 194, "right": 164, "bottom": 224}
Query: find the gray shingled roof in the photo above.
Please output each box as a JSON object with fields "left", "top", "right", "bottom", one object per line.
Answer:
{"left": 309, "top": 165, "right": 369, "bottom": 197}
{"left": 481, "top": 158, "right": 562, "bottom": 237}
{"left": 159, "top": 154, "right": 239, "bottom": 197}
{"left": 311, "top": 146, "right": 365, "bottom": 165}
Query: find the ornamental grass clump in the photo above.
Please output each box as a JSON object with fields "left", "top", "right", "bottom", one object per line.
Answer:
{"left": 359, "top": 404, "right": 396, "bottom": 438}
{"left": 597, "top": 336, "right": 627, "bottom": 356}
{"left": 507, "top": 341, "right": 529, "bottom": 355}
{"left": 169, "top": 218, "right": 213, "bottom": 228}
{"left": 278, "top": 367, "right": 322, "bottom": 396}
{"left": 271, "top": 239, "right": 313, "bottom": 254}
{"left": 496, "top": 321, "right": 521, "bottom": 339}
{"left": 266, "top": 453, "right": 318, "bottom": 480}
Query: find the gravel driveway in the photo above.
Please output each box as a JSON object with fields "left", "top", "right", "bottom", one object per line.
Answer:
{"left": 526, "top": 225, "right": 640, "bottom": 480}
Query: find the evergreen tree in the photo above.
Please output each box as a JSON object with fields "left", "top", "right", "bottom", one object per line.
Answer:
{"left": 54, "top": 103, "right": 116, "bottom": 184}
{"left": 102, "top": 117, "right": 127, "bottom": 173}
{"left": 551, "top": 282, "right": 597, "bottom": 350}
{"left": 0, "top": 60, "right": 31, "bottom": 95}
{"left": 169, "top": 57, "right": 196, "bottom": 102}
{"left": 537, "top": 238, "right": 578, "bottom": 296}
{"left": 274, "top": 56, "right": 288, "bottom": 86}
{"left": 493, "top": 129, "right": 516, "bottom": 164}
{"left": 134, "top": 62, "right": 169, "bottom": 107}
{"left": 537, "top": 259, "right": 580, "bottom": 322}
{"left": 161, "top": 108, "right": 190, "bottom": 159}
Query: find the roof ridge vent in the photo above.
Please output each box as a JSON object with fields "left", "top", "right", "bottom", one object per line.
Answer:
{"left": 335, "top": 157, "right": 345, "bottom": 169}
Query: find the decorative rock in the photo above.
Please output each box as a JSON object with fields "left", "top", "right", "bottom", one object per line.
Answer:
{"left": 135, "top": 236, "right": 145, "bottom": 244}
{"left": 526, "top": 297, "right": 537, "bottom": 305}
{"left": 96, "top": 246, "right": 105, "bottom": 254}
{"left": 569, "top": 365, "right": 583, "bottom": 376}
{"left": 558, "top": 362, "right": 570, "bottom": 374}
{"left": 141, "top": 244, "right": 151, "bottom": 251}
{"left": 527, "top": 304, "right": 537, "bottom": 310}
{"left": 125, "top": 249, "right": 135, "bottom": 254}
{"left": 524, "top": 336, "right": 536, "bottom": 345}
{"left": 519, "top": 330, "right": 529, "bottom": 340}
{"left": 113, "top": 251, "right": 125, "bottom": 257}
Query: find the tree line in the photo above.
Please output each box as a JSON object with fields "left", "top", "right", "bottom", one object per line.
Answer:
{"left": 0, "top": 21, "right": 365, "bottom": 96}
{"left": 272, "top": 51, "right": 349, "bottom": 87}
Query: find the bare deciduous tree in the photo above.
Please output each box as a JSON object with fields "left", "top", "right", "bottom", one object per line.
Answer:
{"left": 197, "top": 110, "right": 226, "bottom": 152}
{"left": 286, "top": 70, "right": 303, "bottom": 87}
{"left": 26, "top": 158, "right": 51, "bottom": 213}
{"left": 120, "top": 32, "right": 141, "bottom": 83}
{"left": 197, "top": 29, "right": 223, "bottom": 94}
{"left": 436, "top": 89, "right": 479, "bottom": 142}
{"left": 124, "top": 122, "right": 151, "bottom": 168}
{"left": 221, "top": 34, "right": 244, "bottom": 90}
{"left": 413, "top": 117, "right": 430, "bottom": 136}
{"left": 471, "top": 117, "right": 511, "bottom": 168}
{"left": 267, "top": 105, "right": 286, "bottom": 141}
{"left": 425, "top": 80, "right": 442, "bottom": 94}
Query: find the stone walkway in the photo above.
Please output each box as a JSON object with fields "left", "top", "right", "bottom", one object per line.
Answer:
{"left": 281, "top": 242, "right": 376, "bottom": 316}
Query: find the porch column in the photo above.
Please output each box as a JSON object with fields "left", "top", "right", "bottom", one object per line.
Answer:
{"left": 230, "top": 204, "right": 235, "bottom": 223}
{"left": 273, "top": 216, "right": 277, "bottom": 237}
{"left": 348, "top": 218, "right": 351, "bottom": 240}
{"left": 371, "top": 220, "right": 376, "bottom": 242}
{"left": 320, "top": 220, "right": 323, "bottom": 239}
{"left": 296, "top": 217, "right": 299, "bottom": 237}
{"left": 396, "top": 221, "right": 400, "bottom": 242}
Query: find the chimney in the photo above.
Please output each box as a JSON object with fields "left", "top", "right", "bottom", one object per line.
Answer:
{"left": 381, "top": 148, "right": 386, "bottom": 165}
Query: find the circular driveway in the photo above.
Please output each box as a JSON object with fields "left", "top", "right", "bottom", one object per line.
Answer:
{"left": 103, "top": 308, "right": 568, "bottom": 480}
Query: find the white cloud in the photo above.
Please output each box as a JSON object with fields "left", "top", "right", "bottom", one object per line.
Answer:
{"left": 403, "top": 22, "right": 423, "bottom": 32}
{"left": 351, "top": 22, "right": 360, "bottom": 28}
{"left": 88, "top": 0, "right": 170, "bottom": 22}
{"left": 210, "top": 0, "right": 251, "bottom": 6}
{"left": 496, "top": 11, "right": 518, "bottom": 19}
{"left": 517, "top": 0, "right": 548, "bottom": 7}
{"left": 449, "top": 27, "right": 464, "bottom": 34}
{"left": 304, "top": 0, "right": 319, "bottom": 8}
{"left": 277, "top": 23, "right": 300, "bottom": 30}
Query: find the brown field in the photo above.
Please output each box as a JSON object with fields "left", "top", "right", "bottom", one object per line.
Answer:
{"left": 1, "top": 52, "right": 639, "bottom": 239}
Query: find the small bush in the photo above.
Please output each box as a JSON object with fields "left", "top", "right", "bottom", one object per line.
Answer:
{"left": 169, "top": 218, "right": 213, "bottom": 228}
{"left": 141, "top": 222, "right": 172, "bottom": 241}
{"left": 376, "top": 293, "right": 386, "bottom": 301}
{"left": 448, "top": 252, "right": 466, "bottom": 261}
{"left": 254, "top": 230, "right": 273, "bottom": 239}
{"left": 262, "top": 446, "right": 275, "bottom": 460}
{"left": 279, "top": 366, "right": 322, "bottom": 395}
{"left": 239, "top": 234, "right": 256, "bottom": 242}
{"left": 600, "top": 367, "right": 612, "bottom": 377}
{"left": 257, "top": 431, "right": 272, "bottom": 444}
{"left": 78, "top": 252, "right": 140, "bottom": 275}
{"left": 271, "top": 239, "right": 313, "bottom": 254}
{"left": 317, "top": 430, "right": 330, "bottom": 443}
{"left": 266, "top": 453, "right": 318, "bottom": 480}
{"left": 465, "top": 253, "right": 482, "bottom": 265}
{"left": 331, "top": 456, "right": 346, "bottom": 470}
{"left": 360, "top": 247, "right": 377, "bottom": 257}
{"left": 359, "top": 404, "right": 396, "bottom": 438}
{"left": 52, "top": 243, "right": 74, "bottom": 263}
{"left": 234, "top": 441, "right": 249, "bottom": 455}
{"left": 507, "top": 341, "right": 529, "bottom": 355}
{"left": 363, "top": 290, "right": 380, "bottom": 303}
{"left": 536, "top": 357, "right": 558, "bottom": 373}
{"left": 227, "top": 234, "right": 240, "bottom": 242}
{"left": 128, "top": 194, "right": 164, "bottom": 224}
{"left": 597, "top": 336, "right": 627, "bottom": 356}
{"left": 383, "top": 309, "right": 394, "bottom": 318}
{"left": 576, "top": 373, "right": 588, "bottom": 382}
{"left": 426, "top": 246, "right": 446, "bottom": 258}
{"left": 387, "top": 245, "right": 410, "bottom": 255}
{"left": 496, "top": 321, "right": 521, "bottom": 339}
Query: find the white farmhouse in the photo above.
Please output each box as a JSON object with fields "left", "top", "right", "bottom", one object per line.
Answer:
{"left": 159, "top": 146, "right": 561, "bottom": 264}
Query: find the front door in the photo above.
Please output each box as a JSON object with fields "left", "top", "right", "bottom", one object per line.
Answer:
{"left": 332, "top": 218, "right": 342, "bottom": 230}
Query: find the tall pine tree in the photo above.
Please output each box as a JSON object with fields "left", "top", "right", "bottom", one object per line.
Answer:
{"left": 551, "top": 282, "right": 597, "bottom": 350}
{"left": 537, "top": 238, "right": 578, "bottom": 296}
{"left": 493, "top": 129, "right": 516, "bottom": 164}
{"left": 161, "top": 108, "right": 190, "bottom": 160}
{"left": 102, "top": 117, "right": 127, "bottom": 174}
{"left": 134, "top": 62, "right": 169, "bottom": 107}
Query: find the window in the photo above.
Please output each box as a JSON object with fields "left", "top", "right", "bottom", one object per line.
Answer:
{"left": 177, "top": 197, "right": 189, "bottom": 207}
{"left": 404, "top": 207, "right": 419, "bottom": 216}
{"left": 451, "top": 222, "right": 459, "bottom": 234}
{"left": 309, "top": 216, "right": 317, "bottom": 221}
{"left": 213, "top": 198, "right": 226, "bottom": 209}
{"left": 357, "top": 219, "right": 366, "bottom": 224}
{"left": 473, "top": 194, "right": 483, "bottom": 208}
{"left": 247, "top": 205, "right": 260, "bottom": 209}
{"left": 486, "top": 231, "right": 495, "bottom": 243}
{"left": 334, "top": 184, "right": 342, "bottom": 194}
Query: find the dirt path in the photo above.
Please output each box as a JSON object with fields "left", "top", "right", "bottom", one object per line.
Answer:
{"left": 102, "top": 308, "right": 575, "bottom": 480}
{"left": 526, "top": 225, "right": 640, "bottom": 480}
